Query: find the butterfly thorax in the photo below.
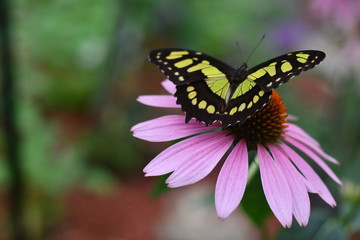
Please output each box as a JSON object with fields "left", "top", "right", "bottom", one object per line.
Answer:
{"left": 226, "top": 63, "right": 249, "bottom": 103}
{"left": 231, "top": 63, "right": 249, "bottom": 84}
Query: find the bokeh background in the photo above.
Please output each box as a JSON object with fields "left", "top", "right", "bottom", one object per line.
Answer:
{"left": 1, "top": 0, "right": 360, "bottom": 239}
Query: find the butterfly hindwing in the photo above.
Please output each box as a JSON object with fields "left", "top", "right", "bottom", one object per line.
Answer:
{"left": 247, "top": 50, "right": 326, "bottom": 91}
{"left": 222, "top": 86, "right": 272, "bottom": 127}
{"left": 175, "top": 81, "right": 226, "bottom": 126}
{"left": 176, "top": 79, "right": 272, "bottom": 127}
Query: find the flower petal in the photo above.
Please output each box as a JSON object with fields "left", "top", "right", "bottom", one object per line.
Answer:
{"left": 285, "top": 136, "right": 342, "bottom": 185}
{"left": 279, "top": 143, "right": 337, "bottom": 207}
{"left": 287, "top": 114, "right": 298, "bottom": 121}
{"left": 286, "top": 125, "right": 339, "bottom": 164}
{"left": 143, "top": 131, "right": 227, "bottom": 176}
{"left": 258, "top": 145, "right": 293, "bottom": 227}
{"left": 166, "top": 132, "right": 234, "bottom": 188}
{"left": 137, "top": 95, "right": 180, "bottom": 108}
{"left": 161, "top": 79, "right": 176, "bottom": 95}
{"left": 269, "top": 144, "right": 310, "bottom": 226}
{"left": 286, "top": 123, "right": 320, "bottom": 147}
{"left": 131, "top": 115, "right": 220, "bottom": 142}
{"left": 215, "top": 139, "right": 248, "bottom": 219}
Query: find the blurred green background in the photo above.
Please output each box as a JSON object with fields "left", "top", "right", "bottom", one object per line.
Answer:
{"left": 1, "top": 0, "right": 360, "bottom": 239}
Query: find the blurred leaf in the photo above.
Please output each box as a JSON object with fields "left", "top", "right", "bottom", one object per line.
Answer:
{"left": 17, "top": 100, "right": 84, "bottom": 194}
{"left": 240, "top": 170, "right": 272, "bottom": 227}
{"left": 151, "top": 174, "right": 171, "bottom": 198}
{"left": 14, "top": 0, "right": 117, "bottom": 110}
{"left": 83, "top": 169, "right": 116, "bottom": 194}
{"left": 335, "top": 79, "right": 360, "bottom": 182}
{"left": 85, "top": 113, "right": 141, "bottom": 175}
{"left": 276, "top": 210, "right": 346, "bottom": 240}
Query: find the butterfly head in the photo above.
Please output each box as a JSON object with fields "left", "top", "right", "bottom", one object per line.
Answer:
{"left": 231, "top": 63, "right": 249, "bottom": 84}
{"left": 238, "top": 63, "right": 248, "bottom": 72}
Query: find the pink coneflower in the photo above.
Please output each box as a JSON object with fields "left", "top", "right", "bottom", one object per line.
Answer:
{"left": 311, "top": 0, "right": 360, "bottom": 32}
{"left": 131, "top": 80, "right": 341, "bottom": 227}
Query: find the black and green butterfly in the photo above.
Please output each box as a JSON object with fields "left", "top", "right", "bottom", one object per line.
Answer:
{"left": 149, "top": 48, "right": 325, "bottom": 127}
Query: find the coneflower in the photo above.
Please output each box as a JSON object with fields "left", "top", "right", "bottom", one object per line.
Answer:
{"left": 131, "top": 79, "right": 341, "bottom": 227}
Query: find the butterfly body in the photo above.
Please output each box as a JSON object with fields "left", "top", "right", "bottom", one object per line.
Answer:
{"left": 228, "top": 64, "right": 249, "bottom": 96}
{"left": 149, "top": 48, "right": 325, "bottom": 127}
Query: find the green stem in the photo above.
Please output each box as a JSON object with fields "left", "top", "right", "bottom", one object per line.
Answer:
{"left": 0, "top": 1, "right": 27, "bottom": 239}
{"left": 247, "top": 155, "right": 259, "bottom": 183}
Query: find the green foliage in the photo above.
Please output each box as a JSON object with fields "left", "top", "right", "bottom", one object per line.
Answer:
{"left": 84, "top": 113, "right": 142, "bottom": 175}
{"left": 14, "top": 0, "right": 117, "bottom": 110}
{"left": 151, "top": 174, "right": 171, "bottom": 198}
{"left": 277, "top": 210, "right": 346, "bottom": 240}
{"left": 333, "top": 79, "right": 360, "bottom": 182}
{"left": 241, "top": 169, "right": 272, "bottom": 227}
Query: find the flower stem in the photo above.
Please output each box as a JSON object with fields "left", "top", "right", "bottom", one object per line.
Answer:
{"left": 247, "top": 155, "right": 259, "bottom": 183}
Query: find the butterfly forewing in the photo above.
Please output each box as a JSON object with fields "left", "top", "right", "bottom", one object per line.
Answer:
{"left": 149, "top": 48, "right": 236, "bottom": 125}
{"left": 149, "top": 48, "right": 235, "bottom": 85}
{"left": 247, "top": 50, "right": 325, "bottom": 91}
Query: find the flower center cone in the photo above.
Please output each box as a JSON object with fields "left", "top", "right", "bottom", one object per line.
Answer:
{"left": 228, "top": 90, "right": 288, "bottom": 149}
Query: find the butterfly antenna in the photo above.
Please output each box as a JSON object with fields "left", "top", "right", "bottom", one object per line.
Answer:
{"left": 236, "top": 41, "right": 245, "bottom": 64}
{"left": 245, "top": 34, "right": 266, "bottom": 63}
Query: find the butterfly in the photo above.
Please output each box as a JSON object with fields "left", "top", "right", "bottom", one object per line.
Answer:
{"left": 148, "top": 48, "right": 325, "bottom": 127}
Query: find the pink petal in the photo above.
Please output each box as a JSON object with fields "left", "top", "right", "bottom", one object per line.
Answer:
{"left": 143, "top": 131, "right": 227, "bottom": 176}
{"left": 287, "top": 114, "right": 298, "bottom": 121}
{"left": 285, "top": 136, "right": 342, "bottom": 185}
{"left": 215, "top": 139, "right": 248, "bottom": 219}
{"left": 269, "top": 145, "right": 310, "bottom": 226}
{"left": 131, "top": 115, "right": 220, "bottom": 142}
{"left": 286, "top": 123, "right": 320, "bottom": 147}
{"left": 161, "top": 79, "right": 176, "bottom": 95}
{"left": 258, "top": 145, "right": 293, "bottom": 227}
{"left": 286, "top": 125, "right": 338, "bottom": 164}
{"left": 279, "top": 143, "right": 337, "bottom": 207}
{"left": 137, "top": 95, "right": 180, "bottom": 108}
{"left": 166, "top": 132, "right": 234, "bottom": 188}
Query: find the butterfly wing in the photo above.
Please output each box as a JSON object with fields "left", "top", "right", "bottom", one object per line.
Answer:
{"left": 246, "top": 50, "right": 326, "bottom": 91}
{"left": 220, "top": 50, "right": 325, "bottom": 127}
{"left": 149, "top": 48, "right": 235, "bottom": 85}
{"left": 149, "top": 48, "right": 236, "bottom": 125}
{"left": 148, "top": 49, "right": 326, "bottom": 127}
